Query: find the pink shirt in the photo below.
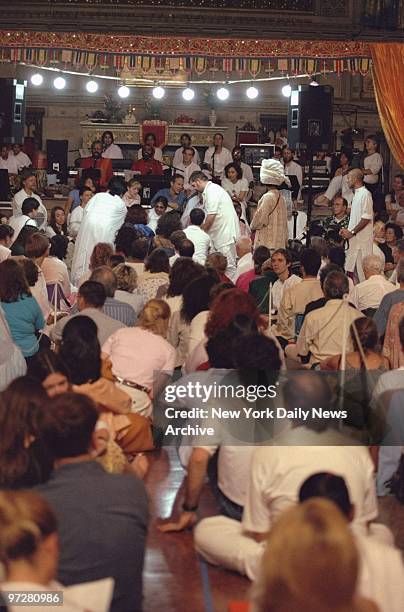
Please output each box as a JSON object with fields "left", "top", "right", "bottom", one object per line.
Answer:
{"left": 102, "top": 327, "right": 176, "bottom": 387}
{"left": 236, "top": 269, "right": 257, "bottom": 293}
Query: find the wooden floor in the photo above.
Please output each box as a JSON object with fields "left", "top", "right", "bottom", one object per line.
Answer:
{"left": 143, "top": 448, "right": 404, "bottom": 612}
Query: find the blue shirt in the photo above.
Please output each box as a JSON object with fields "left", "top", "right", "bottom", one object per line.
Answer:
{"left": 68, "top": 189, "right": 81, "bottom": 212}
{"left": 151, "top": 187, "right": 186, "bottom": 210}
{"left": 1, "top": 295, "right": 45, "bottom": 357}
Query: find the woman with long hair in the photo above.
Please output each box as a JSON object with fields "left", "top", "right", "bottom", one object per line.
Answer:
{"left": 45, "top": 206, "right": 68, "bottom": 238}
{"left": 137, "top": 248, "right": 170, "bottom": 302}
{"left": 0, "top": 376, "right": 52, "bottom": 488}
{"left": 125, "top": 205, "right": 154, "bottom": 238}
{"left": 0, "top": 259, "right": 45, "bottom": 362}
{"left": 77, "top": 242, "right": 114, "bottom": 287}
{"left": 114, "top": 223, "right": 140, "bottom": 258}
{"left": 59, "top": 316, "right": 153, "bottom": 458}
{"left": 102, "top": 299, "right": 175, "bottom": 416}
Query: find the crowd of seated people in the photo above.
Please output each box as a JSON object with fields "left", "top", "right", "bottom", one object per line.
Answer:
{"left": 0, "top": 132, "right": 403, "bottom": 612}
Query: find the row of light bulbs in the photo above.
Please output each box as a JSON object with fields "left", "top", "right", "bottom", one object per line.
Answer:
{"left": 30, "top": 72, "right": 262, "bottom": 100}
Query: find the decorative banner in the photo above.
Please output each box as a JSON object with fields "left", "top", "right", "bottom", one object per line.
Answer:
{"left": 194, "top": 57, "right": 207, "bottom": 75}
{"left": 0, "top": 31, "right": 372, "bottom": 59}
{"left": 248, "top": 59, "right": 261, "bottom": 77}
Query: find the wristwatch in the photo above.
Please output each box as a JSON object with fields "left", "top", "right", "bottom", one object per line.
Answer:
{"left": 351, "top": 230, "right": 356, "bottom": 237}
{"left": 182, "top": 502, "right": 198, "bottom": 513}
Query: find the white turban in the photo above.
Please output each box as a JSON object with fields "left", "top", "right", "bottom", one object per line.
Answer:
{"left": 260, "top": 158, "right": 286, "bottom": 186}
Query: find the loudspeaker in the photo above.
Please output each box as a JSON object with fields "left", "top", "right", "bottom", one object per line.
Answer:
{"left": 0, "top": 78, "right": 27, "bottom": 144}
{"left": 46, "top": 139, "right": 68, "bottom": 183}
{"left": 287, "top": 85, "right": 334, "bottom": 151}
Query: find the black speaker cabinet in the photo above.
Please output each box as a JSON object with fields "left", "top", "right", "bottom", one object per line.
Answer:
{"left": 46, "top": 139, "right": 68, "bottom": 183}
{"left": 0, "top": 79, "right": 27, "bottom": 144}
{"left": 288, "top": 85, "right": 334, "bottom": 152}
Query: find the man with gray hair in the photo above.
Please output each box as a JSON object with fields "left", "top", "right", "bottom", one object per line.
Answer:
{"left": 340, "top": 169, "right": 373, "bottom": 283}
{"left": 235, "top": 235, "right": 253, "bottom": 280}
{"left": 374, "top": 257, "right": 404, "bottom": 337}
{"left": 285, "top": 270, "right": 362, "bottom": 368}
{"left": 89, "top": 266, "right": 136, "bottom": 326}
{"left": 349, "top": 254, "right": 396, "bottom": 313}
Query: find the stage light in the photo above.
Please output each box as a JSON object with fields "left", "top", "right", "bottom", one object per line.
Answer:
{"left": 217, "top": 87, "right": 229, "bottom": 101}
{"left": 53, "top": 76, "right": 66, "bottom": 90}
{"left": 246, "top": 85, "right": 259, "bottom": 99}
{"left": 182, "top": 87, "right": 195, "bottom": 101}
{"left": 86, "top": 80, "right": 98, "bottom": 93}
{"left": 118, "top": 85, "right": 130, "bottom": 98}
{"left": 30, "top": 73, "right": 43, "bottom": 86}
{"left": 282, "top": 84, "right": 292, "bottom": 97}
{"left": 152, "top": 86, "right": 165, "bottom": 99}
{"left": 310, "top": 77, "right": 319, "bottom": 87}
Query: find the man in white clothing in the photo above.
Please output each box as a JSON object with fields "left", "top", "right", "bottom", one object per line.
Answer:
{"left": 203, "top": 133, "right": 232, "bottom": 181}
{"left": 234, "top": 236, "right": 253, "bottom": 280}
{"left": 71, "top": 176, "right": 127, "bottom": 286}
{"left": 11, "top": 143, "right": 32, "bottom": 171}
{"left": 362, "top": 135, "right": 383, "bottom": 190}
{"left": 282, "top": 147, "right": 303, "bottom": 200}
{"left": 12, "top": 170, "right": 47, "bottom": 231}
{"left": 194, "top": 373, "right": 378, "bottom": 581}
{"left": 174, "top": 147, "right": 201, "bottom": 193}
{"left": 349, "top": 254, "right": 396, "bottom": 312}
{"left": 9, "top": 198, "right": 39, "bottom": 242}
{"left": 190, "top": 171, "right": 240, "bottom": 281}
{"left": 340, "top": 169, "right": 374, "bottom": 283}
{"left": 184, "top": 208, "right": 212, "bottom": 265}
{"left": 0, "top": 145, "right": 18, "bottom": 175}
{"left": 172, "top": 133, "right": 200, "bottom": 168}
{"left": 67, "top": 185, "right": 94, "bottom": 239}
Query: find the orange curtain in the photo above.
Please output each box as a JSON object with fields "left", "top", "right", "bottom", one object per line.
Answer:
{"left": 371, "top": 43, "right": 404, "bottom": 169}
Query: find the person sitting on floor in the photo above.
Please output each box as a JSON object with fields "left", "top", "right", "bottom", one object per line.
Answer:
{"left": 34, "top": 392, "right": 149, "bottom": 612}
{"left": 194, "top": 372, "right": 378, "bottom": 582}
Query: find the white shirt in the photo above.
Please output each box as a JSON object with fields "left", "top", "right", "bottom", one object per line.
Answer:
{"left": 0, "top": 154, "right": 18, "bottom": 174}
{"left": 42, "top": 256, "right": 71, "bottom": 297}
{"left": 203, "top": 146, "right": 232, "bottom": 179}
{"left": 234, "top": 252, "right": 253, "bottom": 281}
{"left": 31, "top": 266, "right": 51, "bottom": 320}
{"left": 12, "top": 150, "right": 32, "bottom": 171}
{"left": 202, "top": 181, "right": 240, "bottom": 249}
{"left": 221, "top": 177, "right": 249, "bottom": 202}
{"left": 242, "top": 428, "right": 377, "bottom": 535}
{"left": 345, "top": 185, "right": 374, "bottom": 274}
{"left": 184, "top": 224, "right": 212, "bottom": 265}
{"left": 175, "top": 161, "right": 201, "bottom": 190}
{"left": 364, "top": 152, "right": 383, "bottom": 184}
{"left": 271, "top": 274, "right": 301, "bottom": 311}
{"left": 68, "top": 205, "right": 85, "bottom": 238}
{"left": 349, "top": 274, "right": 396, "bottom": 311}
{"left": 355, "top": 533, "right": 404, "bottom": 612}
{"left": 283, "top": 159, "right": 303, "bottom": 186}
{"left": 240, "top": 161, "right": 254, "bottom": 185}
{"left": 102, "top": 143, "right": 123, "bottom": 159}
{"left": 137, "top": 147, "right": 164, "bottom": 163}
{"left": 8, "top": 214, "right": 37, "bottom": 242}
{"left": 12, "top": 189, "right": 47, "bottom": 231}
{"left": 0, "top": 244, "right": 11, "bottom": 262}
{"left": 173, "top": 146, "right": 200, "bottom": 168}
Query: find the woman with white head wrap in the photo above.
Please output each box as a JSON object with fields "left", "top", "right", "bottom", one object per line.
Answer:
{"left": 250, "top": 159, "right": 289, "bottom": 249}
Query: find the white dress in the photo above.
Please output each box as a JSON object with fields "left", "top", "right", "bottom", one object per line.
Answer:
{"left": 71, "top": 191, "right": 127, "bottom": 285}
{"left": 102, "top": 143, "right": 123, "bottom": 159}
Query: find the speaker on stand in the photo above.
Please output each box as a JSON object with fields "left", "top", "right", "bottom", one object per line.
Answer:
{"left": 287, "top": 85, "right": 334, "bottom": 243}
{"left": 46, "top": 139, "right": 69, "bottom": 184}
{"left": 0, "top": 79, "right": 27, "bottom": 144}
